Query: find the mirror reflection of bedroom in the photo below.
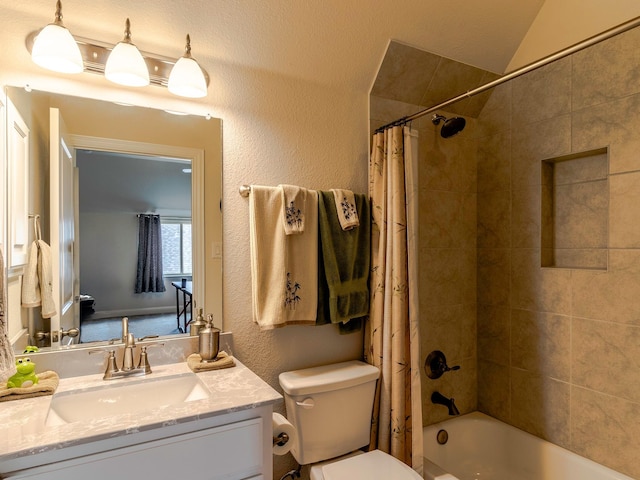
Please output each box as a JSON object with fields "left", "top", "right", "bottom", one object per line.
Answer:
{"left": 77, "top": 150, "right": 192, "bottom": 343}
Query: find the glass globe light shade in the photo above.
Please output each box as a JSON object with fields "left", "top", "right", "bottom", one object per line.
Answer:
{"left": 31, "top": 23, "right": 83, "bottom": 74}
{"left": 168, "top": 56, "right": 207, "bottom": 98}
{"left": 104, "top": 41, "right": 150, "bottom": 87}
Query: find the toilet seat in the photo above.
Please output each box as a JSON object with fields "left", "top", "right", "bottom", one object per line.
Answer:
{"left": 315, "top": 450, "right": 422, "bottom": 480}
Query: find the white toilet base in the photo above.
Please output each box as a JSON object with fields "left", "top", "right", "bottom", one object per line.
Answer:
{"left": 309, "top": 450, "right": 422, "bottom": 480}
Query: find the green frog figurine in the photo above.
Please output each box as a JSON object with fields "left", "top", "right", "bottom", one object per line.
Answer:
{"left": 7, "top": 357, "right": 39, "bottom": 389}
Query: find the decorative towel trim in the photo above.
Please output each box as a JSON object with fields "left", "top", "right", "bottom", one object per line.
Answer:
{"left": 0, "top": 371, "right": 59, "bottom": 402}
{"left": 187, "top": 351, "right": 236, "bottom": 372}
{"left": 279, "top": 184, "right": 306, "bottom": 235}
{"left": 331, "top": 189, "right": 359, "bottom": 230}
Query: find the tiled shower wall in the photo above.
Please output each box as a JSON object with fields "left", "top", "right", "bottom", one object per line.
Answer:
{"left": 476, "top": 27, "right": 640, "bottom": 478}
{"left": 371, "top": 25, "right": 640, "bottom": 479}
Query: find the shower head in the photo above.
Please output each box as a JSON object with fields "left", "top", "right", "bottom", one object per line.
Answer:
{"left": 432, "top": 114, "right": 466, "bottom": 138}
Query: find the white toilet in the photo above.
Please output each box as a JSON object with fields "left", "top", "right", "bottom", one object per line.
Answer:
{"left": 279, "top": 360, "right": 422, "bottom": 480}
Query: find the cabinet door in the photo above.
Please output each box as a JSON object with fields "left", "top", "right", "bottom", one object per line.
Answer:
{"left": 6, "top": 98, "right": 29, "bottom": 268}
{"left": 9, "top": 417, "right": 264, "bottom": 480}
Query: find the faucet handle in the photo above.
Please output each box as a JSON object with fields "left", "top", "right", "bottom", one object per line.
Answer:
{"left": 137, "top": 343, "right": 165, "bottom": 374}
{"left": 425, "top": 350, "right": 460, "bottom": 379}
{"left": 89, "top": 349, "right": 119, "bottom": 379}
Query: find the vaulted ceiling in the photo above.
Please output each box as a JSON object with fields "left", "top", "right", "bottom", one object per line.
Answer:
{"left": 2, "top": 1, "right": 640, "bottom": 96}
{"left": 1, "top": 0, "right": 544, "bottom": 93}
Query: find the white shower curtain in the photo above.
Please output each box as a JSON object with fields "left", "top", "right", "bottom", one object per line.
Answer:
{"left": 366, "top": 126, "right": 423, "bottom": 475}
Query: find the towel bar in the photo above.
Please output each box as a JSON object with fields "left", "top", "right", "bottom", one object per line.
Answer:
{"left": 239, "top": 184, "right": 251, "bottom": 197}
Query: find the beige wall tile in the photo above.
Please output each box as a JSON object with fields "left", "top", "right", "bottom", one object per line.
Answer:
{"left": 571, "top": 267, "right": 640, "bottom": 325}
{"left": 572, "top": 27, "right": 640, "bottom": 111}
{"left": 552, "top": 150, "right": 608, "bottom": 185}
{"left": 511, "top": 248, "right": 572, "bottom": 314}
{"left": 572, "top": 317, "right": 640, "bottom": 403}
{"left": 511, "top": 309, "right": 570, "bottom": 381}
{"left": 421, "top": 303, "right": 476, "bottom": 364}
{"left": 511, "top": 57, "right": 571, "bottom": 128}
{"left": 478, "top": 189, "right": 511, "bottom": 248}
{"left": 571, "top": 386, "right": 640, "bottom": 479}
{"left": 420, "top": 58, "right": 490, "bottom": 112}
{"left": 511, "top": 115, "right": 571, "bottom": 187}
{"left": 478, "top": 359, "right": 510, "bottom": 422}
{"left": 553, "top": 179, "right": 608, "bottom": 249}
{"left": 477, "top": 248, "right": 510, "bottom": 307}
{"left": 512, "top": 184, "right": 541, "bottom": 249}
{"left": 476, "top": 82, "right": 512, "bottom": 139}
{"left": 422, "top": 190, "right": 465, "bottom": 248}
{"left": 610, "top": 171, "right": 640, "bottom": 248}
{"left": 477, "top": 305, "right": 510, "bottom": 366}
{"left": 422, "top": 131, "right": 477, "bottom": 193}
{"left": 421, "top": 247, "right": 468, "bottom": 307}
{"left": 553, "top": 249, "right": 607, "bottom": 269}
{"left": 371, "top": 41, "right": 441, "bottom": 105}
{"left": 478, "top": 131, "right": 511, "bottom": 193}
{"left": 510, "top": 369, "right": 570, "bottom": 448}
{"left": 459, "top": 248, "right": 477, "bottom": 306}
{"left": 572, "top": 93, "right": 640, "bottom": 174}
{"left": 461, "top": 192, "right": 477, "bottom": 249}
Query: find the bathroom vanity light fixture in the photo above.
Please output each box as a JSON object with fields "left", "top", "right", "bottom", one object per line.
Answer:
{"left": 28, "top": 1, "right": 210, "bottom": 97}
{"left": 30, "top": 0, "right": 83, "bottom": 74}
{"left": 168, "top": 35, "right": 208, "bottom": 98}
{"left": 104, "top": 18, "right": 149, "bottom": 87}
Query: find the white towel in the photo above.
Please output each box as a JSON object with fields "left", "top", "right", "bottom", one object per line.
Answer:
{"left": 331, "top": 189, "right": 359, "bottom": 230}
{"left": 279, "top": 184, "right": 306, "bottom": 235}
{"left": 21, "top": 240, "right": 57, "bottom": 319}
{"left": 250, "top": 185, "right": 318, "bottom": 329}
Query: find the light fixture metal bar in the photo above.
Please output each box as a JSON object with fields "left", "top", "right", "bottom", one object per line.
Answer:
{"left": 25, "top": 30, "right": 209, "bottom": 88}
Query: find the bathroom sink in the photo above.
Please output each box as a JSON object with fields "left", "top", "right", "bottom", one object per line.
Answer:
{"left": 46, "top": 373, "right": 210, "bottom": 426}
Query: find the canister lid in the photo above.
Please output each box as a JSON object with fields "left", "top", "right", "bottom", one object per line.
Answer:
{"left": 279, "top": 360, "right": 379, "bottom": 396}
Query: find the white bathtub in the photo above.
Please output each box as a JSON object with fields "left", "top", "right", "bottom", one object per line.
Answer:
{"left": 423, "top": 412, "right": 634, "bottom": 480}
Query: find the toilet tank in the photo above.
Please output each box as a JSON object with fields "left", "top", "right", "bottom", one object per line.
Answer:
{"left": 279, "top": 360, "right": 380, "bottom": 465}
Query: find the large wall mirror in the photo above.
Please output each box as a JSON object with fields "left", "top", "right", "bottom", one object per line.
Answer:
{"left": 3, "top": 86, "right": 223, "bottom": 353}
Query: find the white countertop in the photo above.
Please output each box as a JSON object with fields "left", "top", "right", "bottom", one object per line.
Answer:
{"left": 0, "top": 359, "right": 282, "bottom": 472}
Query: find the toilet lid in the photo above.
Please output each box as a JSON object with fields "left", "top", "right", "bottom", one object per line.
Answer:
{"left": 321, "top": 450, "right": 422, "bottom": 480}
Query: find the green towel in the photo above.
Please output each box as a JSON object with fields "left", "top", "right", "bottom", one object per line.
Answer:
{"left": 317, "top": 191, "right": 370, "bottom": 333}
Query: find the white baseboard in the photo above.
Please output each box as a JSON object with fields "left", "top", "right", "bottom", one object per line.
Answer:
{"left": 87, "top": 306, "right": 174, "bottom": 321}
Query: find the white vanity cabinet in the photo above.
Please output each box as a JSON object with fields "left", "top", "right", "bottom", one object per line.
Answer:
{"left": 0, "top": 360, "right": 281, "bottom": 480}
{"left": 6, "top": 409, "right": 271, "bottom": 480}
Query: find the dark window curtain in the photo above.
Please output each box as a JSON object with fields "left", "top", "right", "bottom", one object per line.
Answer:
{"left": 135, "top": 214, "right": 166, "bottom": 293}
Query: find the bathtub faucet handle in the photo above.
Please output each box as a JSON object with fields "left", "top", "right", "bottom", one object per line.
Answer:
{"left": 425, "top": 350, "right": 460, "bottom": 379}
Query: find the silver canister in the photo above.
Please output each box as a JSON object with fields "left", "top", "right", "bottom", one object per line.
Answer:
{"left": 198, "top": 314, "right": 220, "bottom": 362}
{"left": 190, "top": 308, "right": 207, "bottom": 337}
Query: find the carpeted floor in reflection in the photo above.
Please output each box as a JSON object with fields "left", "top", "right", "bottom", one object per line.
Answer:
{"left": 80, "top": 313, "right": 183, "bottom": 343}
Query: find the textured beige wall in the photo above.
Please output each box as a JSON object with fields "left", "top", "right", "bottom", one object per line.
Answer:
{"left": 477, "top": 27, "right": 640, "bottom": 479}
{"left": 507, "top": 0, "right": 640, "bottom": 72}
{"left": 0, "top": 15, "right": 368, "bottom": 480}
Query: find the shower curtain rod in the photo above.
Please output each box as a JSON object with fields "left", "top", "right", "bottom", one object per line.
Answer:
{"left": 375, "top": 15, "right": 640, "bottom": 133}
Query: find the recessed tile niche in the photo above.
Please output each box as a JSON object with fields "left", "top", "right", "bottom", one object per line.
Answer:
{"left": 541, "top": 148, "right": 609, "bottom": 270}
